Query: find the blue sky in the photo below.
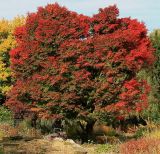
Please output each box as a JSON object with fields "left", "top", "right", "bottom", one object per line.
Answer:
{"left": 0, "top": 0, "right": 159, "bottom": 32}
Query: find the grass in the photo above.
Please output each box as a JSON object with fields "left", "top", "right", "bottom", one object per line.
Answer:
{"left": 120, "top": 137, "right": 160, "bottom": 154}
{"left": 120, "top": 126, "right": 160, "bottom": 154}
{"left": 95, "top": 144, "right": 119, "bottom": 153}
{"left": 0, "top": 121, "right": 42, "bottom": 140}
{"left": 83, "top": 142, "right": 119, "bottom": 154}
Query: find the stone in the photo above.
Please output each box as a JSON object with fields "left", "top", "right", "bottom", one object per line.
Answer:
{"left": 58, "top": 131, "right": 67, "bottom": 139}
{"left": 53, "top": 137, "right": 64, "bottom": 142}
{"left": 43, "top": 133, "right": 59, "bottom": 140}
{"left": 65, "top": 139, "right": 75, "bottom": 145}
{"left": 72, "top": 143, "right": 82, "bottom": 148}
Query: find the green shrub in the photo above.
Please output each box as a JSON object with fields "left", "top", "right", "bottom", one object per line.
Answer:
{"left": 133, "top": 127, "right": 148, "bottom": 139}
{"left": 137, "top": 69, "right": 160, "bottom": 124}
{"left": 0, "top": 106, "right": 13, "bottom": 124}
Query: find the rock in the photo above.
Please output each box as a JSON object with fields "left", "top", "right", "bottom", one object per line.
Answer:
{"left": 66, "top": 140, "right": 87, "bottom": 154}
{"left": 43, "top": 133, "right": 59, "bottom": 140}
{"left": 58, "top": 131, "right": 67, "bottom": 139}
{"left": 65, "top": 139, "right": 75, "bottom": 145}
{"left": 43, "top": 132, "right": 67, "bottom": 140}
{"left": 72, "top": 143, "right": 82, "bottom": 148}
{"left": 53, "top": 137, "right": 64, "bottom": 142}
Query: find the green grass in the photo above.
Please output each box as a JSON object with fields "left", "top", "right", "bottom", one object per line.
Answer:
{"left": 95, "top": 144, "right": 119, "bottom": 153}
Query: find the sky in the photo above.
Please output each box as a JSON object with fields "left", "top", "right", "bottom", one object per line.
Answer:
{"left": 0, "top": 0, "right": 159, "bottom": 32}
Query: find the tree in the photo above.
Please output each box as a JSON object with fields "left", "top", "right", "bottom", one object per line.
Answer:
{"left": 0, "top": 17, "right": 25, "bottom": 104}
{"left": 150, "top": 29, "right": 160, "bottom": 89}
{"left": 140, "top": 29, "right": 160, "bottom": 123}
{"left": 5, "top": 4, "right": 154, "bottom": 125}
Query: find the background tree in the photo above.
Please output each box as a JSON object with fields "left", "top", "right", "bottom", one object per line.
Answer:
{"left": 150, "top": 29, "right": 160, "bottom": 89}
{"left": 140, "top": 29, "right": 160, "bottom": 123}
{"left": 5, "top": 4, "right": 154, "bottom": 127}
{"left": 0, "top": 17, "right": 25, "bottom": 104}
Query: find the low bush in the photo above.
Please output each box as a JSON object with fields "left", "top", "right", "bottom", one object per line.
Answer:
{"left": 0, "top": 106, "right": 13, "bottom": 124}
{"left": 120, "top": 137, "right": 160, "bottom": 154}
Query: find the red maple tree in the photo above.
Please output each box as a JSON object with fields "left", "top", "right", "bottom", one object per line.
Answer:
{"left": 6, "top": 3, "right": 154, "bottom": 122}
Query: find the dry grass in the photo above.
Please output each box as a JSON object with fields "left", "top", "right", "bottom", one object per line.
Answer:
{"left": 120, "top": 137, "right": 160, "bottom": 154}
{"left": 0, "top": 121, "right": 42, "bottom": 140}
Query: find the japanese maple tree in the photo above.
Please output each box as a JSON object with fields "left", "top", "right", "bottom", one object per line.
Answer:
{"left": 5, "top": 3, "right": 154, "bottom": 122}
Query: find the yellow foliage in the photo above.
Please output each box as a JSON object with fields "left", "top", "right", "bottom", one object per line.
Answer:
{"left": 148, "top": 129, "right": 160, "bottom": 139}
{"left": 0, "top": 16, "right": 25, "bottom": 97}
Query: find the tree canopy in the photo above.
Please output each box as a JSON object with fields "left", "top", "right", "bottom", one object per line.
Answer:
{"left": 5, "top": 4, "right": 154, "bottom": 122}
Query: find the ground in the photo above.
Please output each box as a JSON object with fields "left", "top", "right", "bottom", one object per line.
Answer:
{"left": 0, "top": 122, "right": 160, "bottom": 154}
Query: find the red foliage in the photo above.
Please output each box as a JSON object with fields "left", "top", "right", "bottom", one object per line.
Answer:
{"left": 5, "top": 3, "right": 154, "bottom": 120}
